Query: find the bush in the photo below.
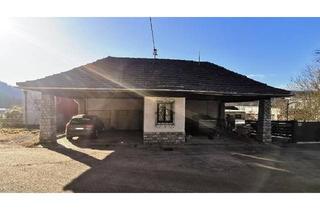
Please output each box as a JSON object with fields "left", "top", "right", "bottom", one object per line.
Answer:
{"left": 1, "top": 106, "right": 24, "bottom": 128}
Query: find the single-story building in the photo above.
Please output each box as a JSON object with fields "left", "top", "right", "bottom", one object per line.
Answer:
{"left": 17, "top": 56, "right": 291, "bottom": 144}
{"left": 0, "top": 108, "right": 7, "bottom": 119}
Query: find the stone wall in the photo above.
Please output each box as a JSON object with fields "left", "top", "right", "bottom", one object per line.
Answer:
{"left": 257, "top": 99, "right": 272, "bottom": 143}
{"left": 39, "top": 94, "right": 56, "bottom": 143}
{"left": 143, "top": 132, "right": 185, "bottom": 144}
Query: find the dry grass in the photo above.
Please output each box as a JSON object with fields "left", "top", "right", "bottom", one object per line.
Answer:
{"left": 0, "top": 128, "right": 39, "bottom": 147}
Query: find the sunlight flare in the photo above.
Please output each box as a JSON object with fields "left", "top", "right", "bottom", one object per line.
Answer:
{"left": 0, "top": 17, "right": 13, "bottom": 35}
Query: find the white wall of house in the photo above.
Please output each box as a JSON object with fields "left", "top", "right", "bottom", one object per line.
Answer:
{"left": 143, "top": 97, "right": 185, "bottom": 133}
{"left": 23, "top": 90, "right": 41, "bottom": 125}
{"left": 86, "top": 98, "right": 143, "bottom": 130}
{"left": 0, "top": 108, "right": 7, "bottom": 119}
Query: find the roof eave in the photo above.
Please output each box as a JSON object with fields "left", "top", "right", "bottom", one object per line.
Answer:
{"left": 16, "top": 86, "right": 292, "bottom": 98}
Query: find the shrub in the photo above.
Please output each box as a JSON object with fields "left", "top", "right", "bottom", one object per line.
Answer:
{"left": 1, "top": 106, "right": 24, "bottom": 128}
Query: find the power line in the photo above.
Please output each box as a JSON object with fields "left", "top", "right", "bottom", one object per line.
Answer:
{"left": 149, "top": 17, "right": 158, "bottom": 59}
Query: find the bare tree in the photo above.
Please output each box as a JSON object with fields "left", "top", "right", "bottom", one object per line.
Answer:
{"left": 289, "top": 52, "right": 320, "bottom": 121}
{"left": 272, "top": 98, "right": 289, "bottom": 120}
{"left": 316, "top": 49, "right": 320, "bottom": 63}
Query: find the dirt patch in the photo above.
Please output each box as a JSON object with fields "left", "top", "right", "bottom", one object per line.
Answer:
{"left": 0, "top": 128, "right": 39, "bottom": 147}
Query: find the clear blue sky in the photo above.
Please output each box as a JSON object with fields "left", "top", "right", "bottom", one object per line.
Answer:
{"left": 1, "top": 17, "right": 320, "bottom": 88}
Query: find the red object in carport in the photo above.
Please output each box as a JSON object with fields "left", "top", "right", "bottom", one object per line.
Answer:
{"left": 56, "top": 97, "right": 78, "bottom": 130}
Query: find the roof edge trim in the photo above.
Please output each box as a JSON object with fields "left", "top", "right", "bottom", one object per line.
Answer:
{"left": 17, "top": 86, "right": 292, "bottom": 97}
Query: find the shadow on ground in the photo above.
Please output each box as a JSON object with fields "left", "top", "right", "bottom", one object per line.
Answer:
{"left": 42, "top": 132, "right": 320, "bottom": 193}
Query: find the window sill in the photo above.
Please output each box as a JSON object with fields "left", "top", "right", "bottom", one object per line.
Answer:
{"left": 155, "top": 122, "right": 175, "bottom": 126}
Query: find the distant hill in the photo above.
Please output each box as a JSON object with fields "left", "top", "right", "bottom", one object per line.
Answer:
{"left": 0, "top": 81, "right": 23, "bottom": 108}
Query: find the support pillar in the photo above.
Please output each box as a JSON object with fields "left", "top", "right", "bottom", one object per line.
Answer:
{"left": 217, "top": 101, "right": 225, "bottom": 128}
{"left": 23, "top": 90, "right": 28, "bottom": 125}
{"left": 257, "top": 99, "right": 272, "bottom": 143}
{"left": 39, "top": 94, "right": 56, "bottom": 143}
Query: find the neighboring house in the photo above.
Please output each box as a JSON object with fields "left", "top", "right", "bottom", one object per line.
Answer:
{"left": 17, "top": 56, "right": 291, "bottom": 144}
{"left": 226, "top": 105, "right": 281, "bottom": 120}
{"left": 0, "top": 108, "right": 7, "bottom": 119}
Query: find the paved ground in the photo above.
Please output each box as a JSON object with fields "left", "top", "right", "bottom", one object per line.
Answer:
{"left": 0, "top": 131, "right": 320, "bottom": 192}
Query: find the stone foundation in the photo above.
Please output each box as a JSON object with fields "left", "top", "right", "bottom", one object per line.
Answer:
{"left": 39, "top": 94, "right": 57, "bottom": 144}
{"left": 143, "top": 132, "right": 185, "bottom": 144}
{"left": 257, "top": 99, "right": 272, "bottom": 143}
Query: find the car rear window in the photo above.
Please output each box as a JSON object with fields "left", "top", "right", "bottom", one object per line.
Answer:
{"left": 70, "top": 117, "right": 92, "bottom": 124}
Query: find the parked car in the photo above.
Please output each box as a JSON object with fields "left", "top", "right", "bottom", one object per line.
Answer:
{"left": 65, "top": 114, "right": 104, "bottom": 140}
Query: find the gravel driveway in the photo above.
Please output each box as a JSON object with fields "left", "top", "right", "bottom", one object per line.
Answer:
{"left": 1, "top": 134, "right": 320, "bottom": 192}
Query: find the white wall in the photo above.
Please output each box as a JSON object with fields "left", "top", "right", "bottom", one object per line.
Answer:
{"left": 143, "top": 97, "right": 185, "bottom": 133}
{"left": 86, "top": 98, "right": 143, "bottom": 130}
{"left": 23, "top": 90, "right": 41, "bottom": 125}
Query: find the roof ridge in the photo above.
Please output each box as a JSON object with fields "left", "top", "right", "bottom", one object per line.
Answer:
{"left": 105, "top": 56, "right": 208, "bottom": 63}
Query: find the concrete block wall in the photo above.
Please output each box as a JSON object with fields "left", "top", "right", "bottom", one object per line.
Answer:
{"left": 257, "top": 99, "right": 272, "bottom": 143}
{"left": 39, "top": 94, "right": 56, "bottom": 143}
{"left": 143, "top": 132, "right": 185, "bottom": 144}
{"left": 23, "top": 90, "right": 41, "bottom": 126}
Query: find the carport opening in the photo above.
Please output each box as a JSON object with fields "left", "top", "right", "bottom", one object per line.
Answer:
{"left": 185, "top": 99, "right": 222, "bottom": 140}
{"left": 59, "top": 97, "right": 144, "bottom": 145}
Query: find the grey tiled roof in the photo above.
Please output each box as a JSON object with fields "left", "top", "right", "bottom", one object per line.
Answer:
{"left": 17, "top": 56, "right": 291, "bottom": 96}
